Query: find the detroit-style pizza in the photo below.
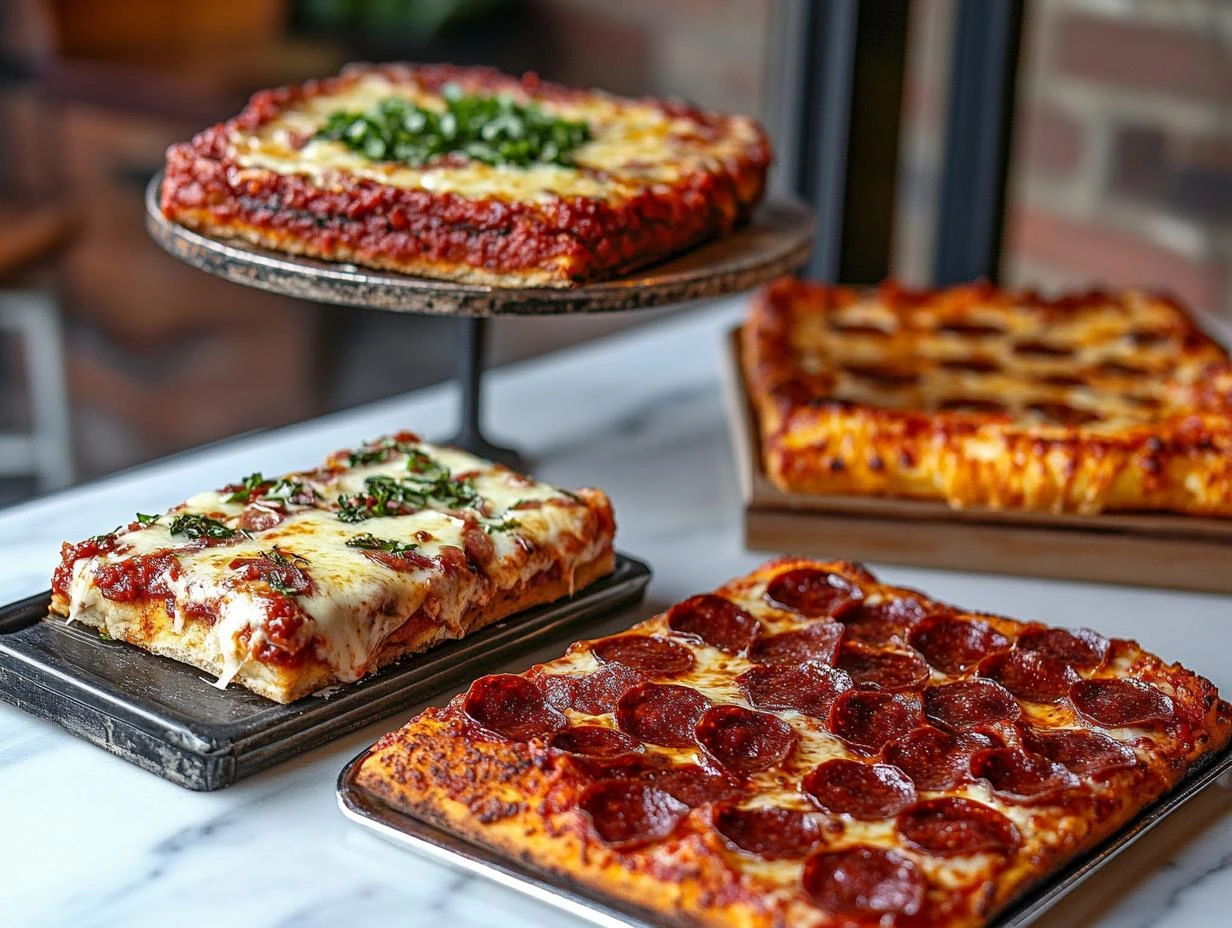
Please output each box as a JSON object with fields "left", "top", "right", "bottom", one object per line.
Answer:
{"left": 161, "top": 63, "right": 771, "bottom": 287}
{"left": 50, "top": 432, "right": 615, "bottom": 703}
{"left": 356, "top": 557, "right": 1230, "bottom": 927}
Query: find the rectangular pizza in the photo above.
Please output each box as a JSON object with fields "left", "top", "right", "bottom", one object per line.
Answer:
{"left": 50, "top": 431, "right": 615, "bottom": 703}
{"left": 161, "top": 62, "right": 771, "bottom": 287}
{"left": 742, "top": 278, "right": 1232, "bottom": 516}
{"left": 355, "top": 557, "right": 1231, "bottom": 928}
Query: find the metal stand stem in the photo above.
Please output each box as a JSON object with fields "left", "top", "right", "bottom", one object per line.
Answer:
{"left": 445, "top": 316, "right": 525, "bottom": 469}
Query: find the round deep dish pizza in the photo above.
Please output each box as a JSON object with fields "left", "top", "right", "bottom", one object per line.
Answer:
{"left": 742, "top": 278, "right": 1232, "bottom": 516}
{"left": 355, "top": 557, "right": 1231, "bottom": 927}
{"left": 49, "top": 432, "right": 615, "bottom": 703}
{"left": 161, "top": 63, "right": 771, "bottom": 288}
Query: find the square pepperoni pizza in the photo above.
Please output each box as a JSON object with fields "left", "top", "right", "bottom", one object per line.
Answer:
{"left": 355, "top": 557, "right": 1230, "bottom": 928}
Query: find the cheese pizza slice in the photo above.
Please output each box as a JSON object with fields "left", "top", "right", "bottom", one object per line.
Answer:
{"left": 50, "top": 432, "right": 615, "bottom": 703}
{"left": 355, "top": 558, "right": 1230, "bottom": 928}
{"left": 742, "top": 278, "right": 1232, "bottom": 516}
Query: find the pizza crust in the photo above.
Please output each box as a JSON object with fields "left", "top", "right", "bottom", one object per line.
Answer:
{"left": 355, "top": 557, "right": 1232, "bottom": 928}
{"left": 161, "top": 63, "right": 770, "bottom": 288}
{"left": 54, "top": 548, "right": 613, "bottom": 704}
{"left": 742, "top": 279, "right": 1232, "bottom": 516}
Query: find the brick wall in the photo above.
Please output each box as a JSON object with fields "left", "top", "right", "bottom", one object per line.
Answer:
{"left": 1005, "top": 0, "right": 1232, "bottom": 321}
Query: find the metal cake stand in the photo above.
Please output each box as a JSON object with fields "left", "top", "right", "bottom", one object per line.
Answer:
{"left": 145, "top": 174, "right": 813, "bottom": 465}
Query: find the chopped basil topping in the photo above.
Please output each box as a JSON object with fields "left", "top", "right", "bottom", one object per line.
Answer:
{"left": 266, "top": 546, "right": 309, "bottom": 568}
{"left": 314, "top": 88, "right": 591, "bottom": 169}
{"left": 169, "top": 513, "right": 238, "bottom": 540}
{"left": 335, "top": 465, "right": 479, "bottom": 523}
{"left": 346, "top": 438, "right": 420, "bottom": 468}
{"left": 224, "top": 472, "right": 313, "bottom": 504}
{"left": 345, "top": 532, "right": 420, "bottom": 559}
{"left": 223, "top": 472, "right": 267, "bottom": 503}
{"left": 135, "top": 513, "right": 160, "bottom": 526}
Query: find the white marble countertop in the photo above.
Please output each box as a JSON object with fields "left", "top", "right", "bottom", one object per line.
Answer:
{"left": 3, "top": 296, "right": 1230, "bottom": 928}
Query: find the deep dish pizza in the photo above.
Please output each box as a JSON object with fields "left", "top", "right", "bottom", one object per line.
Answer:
{"left": 161, "top": 63, "right": 770, "bottom": 287}
{"left": 355, "top": 557, "right": 1230, "bottom": 928}
{"left": 50, "top": 432, "right": 615, "bottom": 703}
{"left": 742, "top": 278, "right": 1232, "bottom": 516}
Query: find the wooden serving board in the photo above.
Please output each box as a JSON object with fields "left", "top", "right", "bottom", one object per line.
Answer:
{"left": 720, "top": 329, "right": 1232, "bottom": 593}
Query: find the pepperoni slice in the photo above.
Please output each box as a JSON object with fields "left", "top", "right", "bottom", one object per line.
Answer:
{"left": 1017, "top": 626, "right": 1109, "bottom": 670}
{"left": 542, "top": 664, "right": 645, "bottom": 715}
{"left": 578, "top": 779, "right": 688, "bottom": 848}
{"left": 695, "top": 705, "right": 797, "bottom": 776}
{"left": 765, "top": 568, "right": 864, "bottom": 618}
{"left": 713, "top": 805, "right": 824, "bottom": 859}
{"left": 463, "top": 674, "right": 567, "bottom": 742}
{"left": 616, "top": 683, "right": 710, "bottom": 747}
{"left": 1021, "top": 728, "right": 1137, "bottom": 777}
{"left": 591, "top": 635, "right": 694, "bottom": 676}
{"left": 748, "top": 623, "right": 844, "bottom": 666}
{"left": 802, "top": 846, "right": 926, "bottom": 918}
{"left": 549, "top": 726, "right": 643, "bottom": 758}
{"left": 970, "top": 747, "right": 1080, "bottom": 801}
{"left": 639, "top": 764, "right": 743, "bottom": 808}
{"left": 802, "top": 759, "right": 917, "bottom": 820}
{"left": 897, "top": 797, "right": 1020, "bottom": 856}
{"left": 838, "top": 644, "right": 931, "bottom": 692}
{"left": 909, "top": 615, "right": 1010, "bottom": 674}
{"left": 838, "top": 598, "right": 928, "bottom": 646}
{"left": 666, "top": 594, "right": 760, "bottom": 654}
{"left": 881, "top": 726, "right": 992, "bottom": 791}
{"left": 737, "top": 663, "right": 852, "bottom": 718}
{"left": 924, "top": 679, "right": 1022, "bottom": 731}
{"left": 1070, "top": 678, "right": 1177, "bottom": 728}
{"left": 827, "top": 691, "right": 921, "bottom": 755}
{"left": 977, "top": 650, "right": 1078, "bottom": 704}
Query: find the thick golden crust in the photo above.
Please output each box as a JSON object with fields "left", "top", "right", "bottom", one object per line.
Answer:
{"left": 742, "top": 278, "right": 1232, "bottom": 516}
{"left": 356, "top": 557, "right": 1231, "bottom": 928}
{"left": 161, "top": 62, "right": 770, "bottom": 287}
{"left": 54, "top": 548, "right": 614, "bottom": 704}
{"left": 49, "top": 434, "right": 617, "bottom": 703}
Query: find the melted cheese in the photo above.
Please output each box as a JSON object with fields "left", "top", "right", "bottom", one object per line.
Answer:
{"left": 231, "top": 72, "right": 761, "bottom": 203}
{"left": 67, "top": 439, "right": 607, "bottom": 691}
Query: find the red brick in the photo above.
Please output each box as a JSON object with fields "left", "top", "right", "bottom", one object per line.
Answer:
{"left": 1018, "top": 104, "right": 1083, "bottom": 176}
{"left": 1051, "top": 14, "right": 1232, "bottom": 102}
{"left": 1110, "top": 124, "right": 1232, "bottom": 223}
{"left": 1006, "top": 207, "right": 1228, "bottom": 314}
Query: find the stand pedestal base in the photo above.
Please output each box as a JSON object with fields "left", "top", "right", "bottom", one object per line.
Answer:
{"left": 444, "top": 316, "right": 526, "bottom": 470}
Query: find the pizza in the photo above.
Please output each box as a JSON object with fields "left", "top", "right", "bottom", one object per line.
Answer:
{"left": 49, "top": 431, "right": 615, "bottom": 703}
{"left": 742, "top": 277, "right": 1232, "bottom": 516}
{"left": 354, "top": 557, "right": 1231, "bottom": 928}
{"left": 160, "top": 63, "right": 771, "bottom": 288}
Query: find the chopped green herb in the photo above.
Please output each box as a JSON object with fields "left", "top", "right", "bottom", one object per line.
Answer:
{"left": 135, "top": 513, "right": 161, "bottom": 526}
{"left": 314, "top": 89, "right": 591, "bottom": 170}
{"left": 169, "top": 513, "right": 238, "bottom": 541}
{"left": 263, "top": 477, "right": 310, "bottom": 501}
{"left": 90, "top": 528, "right": 121, "bottom": 545}
{"left": 346, "top": 438, "right": 420, "bottom": 468}
{"left": 345, "top": 532, "right": 420, "bottom": 559}
{"left": 480, "top": 516, "right": 520, "bottom": 534}
{"left": 223, "top": 472, "right": 267, "bottom": 503}
{"left": 266, "top": 546, "right": 309, "bottom": 568}
{"left": 404, "top": 449, "right": 450, "bottom": 483}
{"left": 335, "top": 469, "right": 479, "bottom": 523}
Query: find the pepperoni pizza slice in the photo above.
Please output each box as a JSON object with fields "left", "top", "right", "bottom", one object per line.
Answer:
{"left": 355, "top": 557, "right": 1230, "bottom": 927}
{"left": 50, "top": 432, "right": 615, "bottom": 703}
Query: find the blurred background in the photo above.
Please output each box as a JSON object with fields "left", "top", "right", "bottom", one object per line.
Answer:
{"left": 0, "top": 0, "right": 1229, "bottom": 504}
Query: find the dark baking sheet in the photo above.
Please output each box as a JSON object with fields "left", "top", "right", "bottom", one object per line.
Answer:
{"left": 0, "top": 554, "right": 651, "bottom": 791}
{"left": 337, "top": 739, "right": 1232, "bottom": 928}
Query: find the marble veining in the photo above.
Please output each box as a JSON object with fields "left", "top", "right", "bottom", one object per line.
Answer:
{"left": 2, "top": 296, "right": 1231, "bottom": 927}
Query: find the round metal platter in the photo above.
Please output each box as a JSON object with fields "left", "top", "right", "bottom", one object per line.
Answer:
{"left": 145, "top": 173, "right": 813, "bottom": 316}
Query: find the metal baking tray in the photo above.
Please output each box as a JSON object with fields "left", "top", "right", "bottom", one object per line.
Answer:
{"left": 337, "top": 738, "right": 1232, "bottom": 928}
{"left": 0, "top": 553, "right": 650, "bottom": 791}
